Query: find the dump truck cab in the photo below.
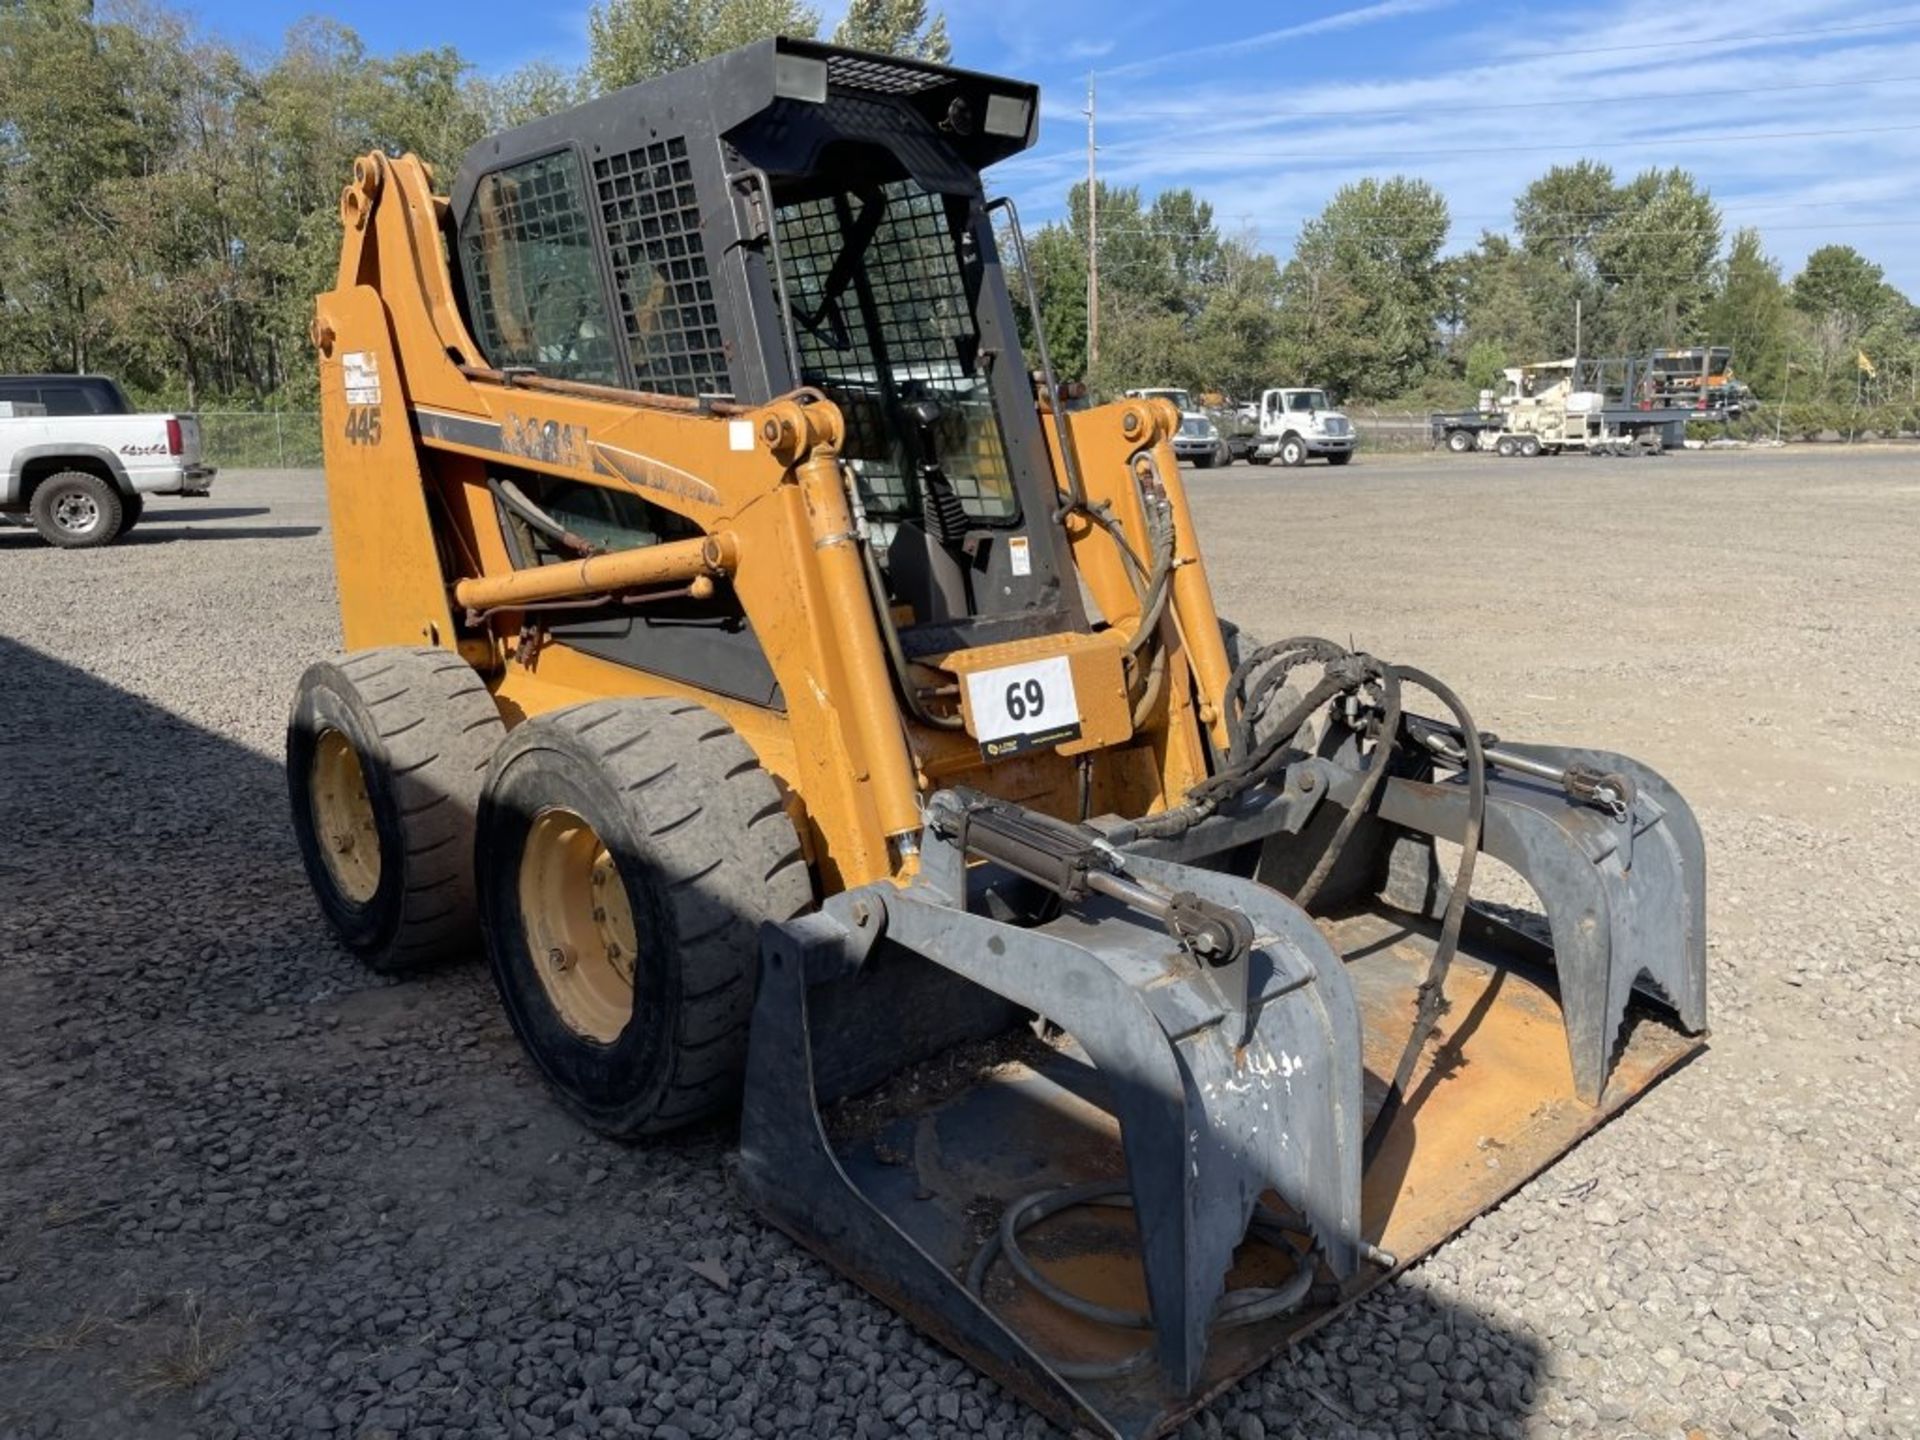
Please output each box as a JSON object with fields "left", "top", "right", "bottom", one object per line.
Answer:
{"left": 293, "top": 37, "right": 1708, "bottom": 1440}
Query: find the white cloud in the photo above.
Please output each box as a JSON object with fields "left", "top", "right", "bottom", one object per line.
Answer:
{"left": 994, "top": 0, "right": 1920, "bottom": 290}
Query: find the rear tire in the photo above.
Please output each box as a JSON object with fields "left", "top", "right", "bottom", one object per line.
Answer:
{"left": 114, "top": 492, "right": 146, "bottom": 539}
{"left": 1519, "top": 435, "right": 1542, "bottom": 458}
{"left": 1445, "top": 429, "right": 1475, "bottom": 454}
{"left": 1496, "top": 436, "right": 1519, "bottom": 457}
{"left": 30, "top": 470, "right": 122, "bottom": 549}
{"left": 287, "top": 647, "right": 505, "bottom": 973}
{"left": 475, "top": 698, "right": 812, "bottom": 1137}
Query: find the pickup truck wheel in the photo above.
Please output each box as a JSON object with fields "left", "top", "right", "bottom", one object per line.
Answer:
{"left": 287, "top": 647, "right": 505, "bottom": 973}
{"left": 1445, "top": 429, "right": 1476, "bottom": 454}
{"left": 114, "top": 492, "right": 146, "bottom": 538}
{"left": 475, "top": 698, "right": 813, "bottom": 1137}
{"left": 1278, "top": 435, "right": 1307, "bottom": 467}
{"left": 29, "top": 470, "right": 122, "bottom": 549}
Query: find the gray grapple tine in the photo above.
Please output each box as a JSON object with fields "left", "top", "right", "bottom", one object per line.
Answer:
{"left": 876, "top": 873, "right": 1362, "bottom": 1393}
{"left": 1378, "top": 744, "right": 1707, "bottom": 1103}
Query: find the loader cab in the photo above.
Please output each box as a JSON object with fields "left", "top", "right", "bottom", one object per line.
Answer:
{"left": 448, "top": 39, "right": 1080, "bottom": 661}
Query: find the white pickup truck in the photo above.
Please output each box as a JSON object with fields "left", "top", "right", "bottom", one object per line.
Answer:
{"left": 0, "top": 374, "right": 215, "bottom": 547}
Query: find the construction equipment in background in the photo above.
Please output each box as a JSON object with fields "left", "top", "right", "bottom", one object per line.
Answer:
{"left": 1641, "top": 346, "right": 1751, "bottom": 416}
{"left": 1432, "top": 359, "right": 1683, "bottom": 456}
{"left": 286, "top": 38, "right": 1708, "bottom": 1440}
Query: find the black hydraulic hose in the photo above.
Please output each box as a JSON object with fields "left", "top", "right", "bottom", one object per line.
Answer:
{"left": 1292, "top": 661, "right": 1402, "bottom": 911}
{"left": 1361, "top": 665, "right": 1486, "bottom": 1166}
{"left": 488, "top": 477, "right": 600, "bottom": 557}
{"left": 964, "top": 1180, "right": 1317, "bottom": 1381}
{"left": 859, "top": 531, "right": 963, "bottom": 731}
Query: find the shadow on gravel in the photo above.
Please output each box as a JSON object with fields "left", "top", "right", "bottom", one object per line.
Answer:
{"left": 0, "top": 636, "right": 1550, "bottom": 1440}
{"left": 0, "top": 523, "right": 319, "bottom": 550}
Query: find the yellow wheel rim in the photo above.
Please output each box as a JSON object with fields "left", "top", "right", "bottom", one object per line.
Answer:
{"left": 311, "top": 728, "right": 381, "bottom": 904}
{"left": 518, "top": 808, "right": 640, "bottom": 1044}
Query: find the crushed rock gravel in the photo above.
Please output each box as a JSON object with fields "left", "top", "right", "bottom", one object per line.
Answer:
{"left": 1, "top": 450, "right": 1914, "bottom": 1440}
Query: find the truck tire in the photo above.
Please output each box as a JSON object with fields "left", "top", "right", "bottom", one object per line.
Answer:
{"left": 1327, "top": 451, "right": 1353, "bottom": 467}
{"left": 1214, "top": 440, "right": 1233, "bottom": 468}
{"left": 1278, "top": 434, "right": 1307, "bottom": 467}
{"left": 1519, "top": 435, "right": 1542, "bottom": 458}
{"left": 1496, "top": 435, "right": 1519, "bottom": 457}
{"left": 287, "top": 647, "right": 505, "bottom": 973}
{"left": 114, "top": 492, "right": 146, "bottom": 539}
{"left": 475, "top": 697, "right": 813, "bottom": 1138}
{"left": 1194, "top": 448, "right": 1215, "bottom": 469}
{"left": 29, "top": 470, "right": 122, "bottom": 549}
{"left": 1445, "top": 429, "right": 1475, "bottom": 454}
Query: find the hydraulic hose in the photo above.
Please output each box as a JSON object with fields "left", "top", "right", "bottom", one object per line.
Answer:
{"left": 964, "top": 1181, "right": 1317, "bottom": 1381}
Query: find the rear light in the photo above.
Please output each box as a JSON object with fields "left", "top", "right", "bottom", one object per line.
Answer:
{"left": 166, "top": 417, "right": 183, "bottom": 455}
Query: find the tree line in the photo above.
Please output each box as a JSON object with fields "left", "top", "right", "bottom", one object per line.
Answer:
{"left": 3, "top": 0, "right": 1911, "bottom": 414}
{"left": 0, "top": 0, "right": 945, "bottom": 406}
{"left": 1020, "top": 163, "right": 1919, "bottom": 410}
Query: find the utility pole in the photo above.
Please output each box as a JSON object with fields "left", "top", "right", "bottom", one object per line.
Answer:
{"left": 1573, "top": 299, "right": 1583, "bottom": 385}
{"left": 1084, "top": 74, "right": 1098, "bottom": 375}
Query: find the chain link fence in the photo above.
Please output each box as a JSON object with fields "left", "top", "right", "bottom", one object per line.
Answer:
{"left": 198, "top": 411, "right": 325, "bottom": 469}
{"left": 1344, "top": 410, "right": 1433, "bottom": 453}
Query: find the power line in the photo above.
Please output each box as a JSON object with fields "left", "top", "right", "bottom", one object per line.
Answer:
{"left": 1080, "top": 120, "right": 1920, "bottom": 165}
{"left": 1099, "top": 71, "right": 1920, "bottom": 128}
{"left": 1082, "top": 219, "right": 1920, "bottom": 243}
{"left": 1500, "top": 16, "right": 1920, "bottom": 61}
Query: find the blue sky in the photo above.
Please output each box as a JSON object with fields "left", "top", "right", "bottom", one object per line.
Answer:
{"left": 182, "top": 0, "right": 1920, "bottom": 293}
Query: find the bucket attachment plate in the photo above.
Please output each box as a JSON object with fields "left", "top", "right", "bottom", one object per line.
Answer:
{"left": 736, "top": 788, "right": 1704, "bottom": 1439}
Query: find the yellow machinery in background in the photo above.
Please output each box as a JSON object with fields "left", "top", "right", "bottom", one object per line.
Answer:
{"left": 287, "top": 38, "right": 1708, "bottom": 1440}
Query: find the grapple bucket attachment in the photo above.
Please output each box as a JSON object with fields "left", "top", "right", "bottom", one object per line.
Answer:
{"left": 736, "top": 761, "right": 1705, "bottom": 1440}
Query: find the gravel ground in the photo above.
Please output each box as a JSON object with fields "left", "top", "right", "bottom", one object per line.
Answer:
{"left": 1, "top": 448, "right": 1914, "bottom": 1440}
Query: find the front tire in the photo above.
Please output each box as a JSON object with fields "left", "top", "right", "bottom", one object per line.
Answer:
{"left": 1326, "top": 451, "right": 1353, "bottom": 466}
{"left": 287, "top": 647, "right": 505, "bottom": 973}
{"left": 1445, "top": 429, "right": 1475, "bottom": 454}
{"left": 1278, "top": 435, "right": 1307, "bottom": 468}
{"left": 30, "top": 471, "right": 122, "bottom": 549}
{"left": 476, "top": 698, "right": 812, "bottom": 1137}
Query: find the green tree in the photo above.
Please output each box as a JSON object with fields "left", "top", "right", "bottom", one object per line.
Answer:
{"left": 1594, "top": 168, "right": 1721, "bottom": 353}
{"left": 1789, "top": 246, "right": 1903, "bottom": 400}
{"left": 1013, "top": 221, "right": 1088, "bottom": 383}
{"left": 587, "top": 0, "right": 820, "bottom": 92}
{"left": 833, "top": 0, "right": 949, "bottom": 61}
{"left": 1705, "top": 229, "right": 1788, "bottom": 399}
{"left": 1274, "top": 176, "right": 1450, "bottom": 400}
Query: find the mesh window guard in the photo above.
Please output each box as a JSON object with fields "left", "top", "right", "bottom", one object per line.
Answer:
{"left": 461, "top": 152, "right": 623, "bottom": 384}
{"left": 776, "top": 183, "right": 1018, "bottom": 526}
{"left": 593, "top": 137, "right": 731, "bottom": 399}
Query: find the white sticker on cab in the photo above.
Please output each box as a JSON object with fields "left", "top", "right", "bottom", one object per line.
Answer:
{"left": 342, "top": 351, "right": 381, "bottom": 407}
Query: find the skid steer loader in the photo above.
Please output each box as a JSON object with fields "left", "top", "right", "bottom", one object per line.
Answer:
{"left": 286, "top": 38, "right": 1707, "bottom": 1439}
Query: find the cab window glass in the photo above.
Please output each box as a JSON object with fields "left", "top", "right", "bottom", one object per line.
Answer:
{"left": 461, "top": 152, "right": 622, "bottom": 385}
{"left": 507, "top": 476, "right": 698, "bottom": 566}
